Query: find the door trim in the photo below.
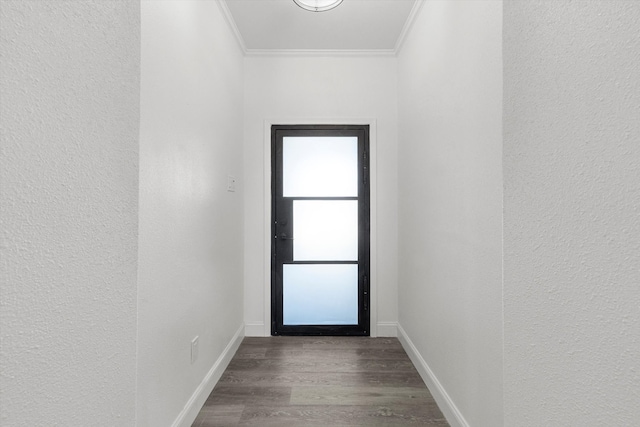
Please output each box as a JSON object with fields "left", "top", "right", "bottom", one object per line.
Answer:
{"left": 260, "top": 118, "right": 379, "bottom": 337}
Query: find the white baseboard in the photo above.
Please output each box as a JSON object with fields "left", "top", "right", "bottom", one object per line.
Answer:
{"left": 376, "top": 321, "right": 398, "bottom": 337}
{"left": 172, "top": 324, "right": 244, "bottom": 427}
{"left": 397, "top": 324, "right": 469, "bottom": 427}
{"left": 244, "top": 321, "right": 266, "bottom": 337}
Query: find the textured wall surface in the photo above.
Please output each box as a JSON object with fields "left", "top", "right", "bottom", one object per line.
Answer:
{"left": 397, "top": 1, "right": 503, "bottom": 426}
{"left": 137, "top": 1, "right": 244, "bottom": 425}
{"left": 243, "top": 56, "right": 399, "bottom": 336}
{"left": 0, "top": 1, "right": 140, "bottom": 426}
{"left": 504, "top": 1, "right": 640, "bottom": 425}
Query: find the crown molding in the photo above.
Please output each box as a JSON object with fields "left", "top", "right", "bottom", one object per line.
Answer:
{"left": 219, "top": 0, "right": 423, "bottom": 57}
{"left": 394, "top": 0, "right": 425, "bottom": 54}
{"left": 217, "top": 0, "right": 247, "bottom": 54}
{"left": 244, "top": 49, "right": 397, "bottom": 58}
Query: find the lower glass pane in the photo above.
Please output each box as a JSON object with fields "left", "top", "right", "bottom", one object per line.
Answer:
{"left": 283, "top": 264, "right": 358, "bottom": 325}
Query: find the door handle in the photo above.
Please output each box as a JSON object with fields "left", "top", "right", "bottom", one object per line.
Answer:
{"left": 275, "top": 233, "right": 294, "bottom": 240}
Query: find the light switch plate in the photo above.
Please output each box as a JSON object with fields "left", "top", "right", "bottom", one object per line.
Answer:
{"left": 227, "top": 175, "right": 236, "bottom": 192}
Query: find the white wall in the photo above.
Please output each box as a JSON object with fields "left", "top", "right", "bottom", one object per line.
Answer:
{"left": 503, "top": 1, "right": 640, "bottom": 425}
{"left": 243, "top": 55, "right": 398, "bottom": 336}
{"left": 137, "top": 1, "right": 244, "bottom": 426}
{"left": 0, "top": 1, "right": 140, "bottom": 426}
{"left": 397, "top": 2, "right": 503, "bottom": 426}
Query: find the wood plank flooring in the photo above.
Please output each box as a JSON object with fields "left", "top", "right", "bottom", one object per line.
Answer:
{"left": 192, "top": 337, "right": 449, "bottom": 426}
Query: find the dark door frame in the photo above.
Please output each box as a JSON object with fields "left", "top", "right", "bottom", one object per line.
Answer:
{"left": 270, "top": 124, "right": 370, "bottom": 336}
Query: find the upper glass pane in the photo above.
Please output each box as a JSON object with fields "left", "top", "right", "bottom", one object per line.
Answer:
{"left": 283, "top": 136, "right": 358, "bottom": 197}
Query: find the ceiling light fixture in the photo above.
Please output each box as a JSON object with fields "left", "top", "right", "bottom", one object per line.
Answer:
{"left": 293, "top": 0, "right": 343, "bottom": 12}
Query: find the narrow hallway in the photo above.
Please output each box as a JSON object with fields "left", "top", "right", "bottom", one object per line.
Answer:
{"left": 3, "top": 1, "right": 638, "bottom": 426}
{"left": 193, "top": 337, "right": 448, "bottom": 426}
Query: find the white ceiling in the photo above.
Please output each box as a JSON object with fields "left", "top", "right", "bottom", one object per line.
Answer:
{"left": 222, "top": 0, "right": 418, "bottom": 52}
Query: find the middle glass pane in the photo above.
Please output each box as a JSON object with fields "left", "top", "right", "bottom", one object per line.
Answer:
{"left": 294, "top": 200, "right": 358, "bottom": 261}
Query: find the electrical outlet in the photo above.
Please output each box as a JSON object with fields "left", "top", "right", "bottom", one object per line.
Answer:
{"left": 191, "top": 336, "right": 199, "bottom": 364}
{"left": 227, "top": 175, "right": 236, "bottom": 192}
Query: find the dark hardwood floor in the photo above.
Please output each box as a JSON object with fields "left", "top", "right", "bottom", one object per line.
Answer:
{"left": 192, "top": 336, "right": 449, "bottom": 426}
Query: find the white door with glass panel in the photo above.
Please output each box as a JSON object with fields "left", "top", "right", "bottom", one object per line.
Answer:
{"left": 271, "top": 125, "right": 370, "bottom": 336}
